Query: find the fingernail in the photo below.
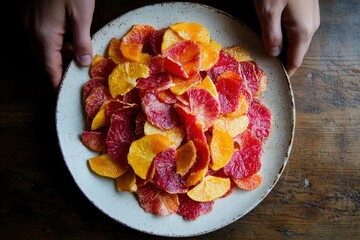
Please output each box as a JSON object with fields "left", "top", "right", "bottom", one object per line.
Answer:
{"left": 79, "top": 54, "right": 92, "bottom": 66}
{"left": 268, "top": 46, "right": 281, "bottom": 57}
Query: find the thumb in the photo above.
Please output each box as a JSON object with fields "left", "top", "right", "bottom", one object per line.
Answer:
{"left": 70, "top": 2, "right": 95, "bottom": 66}
{"left": 253, "top": 1, "right": 285, "bottom": 57}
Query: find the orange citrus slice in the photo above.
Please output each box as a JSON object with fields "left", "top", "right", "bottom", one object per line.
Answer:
{"left": 210, "top": 129, "right": 234, "bottom": 170}
{"left": 107, "top": 38, "right": 127, "bottom": 64}
{"left": 88, "top": 153, "right": 127, "bottom": 178}
{"left": 116, "top": 168, "right": 138, "bottom": 192}
{"left": 170, "top": 22, "right": 210, "bottom": 44}
{"left": 120, "top": 24, "right": 155, "bottom": 62}
{"left": 199, "top": 39, "right": 222, "bottom": 71}
{"left": 187, "top": 167, "right": 208, "bottom": 187}
{"left": 187, "top": 175, "right": 230, "bottom": 202}
{"left": 128, "top": 134, "right": 173, "bottom": 179}
{"left": 233, "top": 173, "right": 263, "bottom": 190}
{"left": 175, "top": 140, "right": 197, "bottom": 176}
{"left": 108, "top": 62, "right": 149, "bottom": 97}
{"left": 143, "top": 121, "right": 185, "bottom": 149}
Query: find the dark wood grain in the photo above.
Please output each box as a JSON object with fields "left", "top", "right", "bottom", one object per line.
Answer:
{"left": 1, "top": 1, "right": 359, "bottom": 239}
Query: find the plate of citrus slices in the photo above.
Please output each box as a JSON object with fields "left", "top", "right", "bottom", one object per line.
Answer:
{"left": 56, "top": 1, "right": 295, "bottom": 237}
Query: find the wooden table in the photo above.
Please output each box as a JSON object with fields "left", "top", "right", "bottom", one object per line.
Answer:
{"left": 1, "top": 0, "right": 359, "bottom": 239}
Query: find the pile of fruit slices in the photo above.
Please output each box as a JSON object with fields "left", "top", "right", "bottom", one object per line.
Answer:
{"left": 81, "top": 22, "right": 272, "bottom": 220}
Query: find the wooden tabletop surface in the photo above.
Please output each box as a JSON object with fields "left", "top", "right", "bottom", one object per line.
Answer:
{"left": 1, "top": 0, "right": 359, "bottom": 239}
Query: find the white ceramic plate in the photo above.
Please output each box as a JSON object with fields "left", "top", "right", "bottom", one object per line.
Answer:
{"left": 56, "top": 2, "right": 295, "bottom": 237}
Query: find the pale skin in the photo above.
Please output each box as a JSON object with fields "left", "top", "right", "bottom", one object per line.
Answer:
{"left": 253, "top": 0, "right": 320, "bottom": 77}
{"left": 23, "top": 0, "right": 320, "bottom": 89}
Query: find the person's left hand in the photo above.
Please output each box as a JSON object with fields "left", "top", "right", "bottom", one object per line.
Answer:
{"left": 23, "top": 0, "right": 95, "bottom": 89}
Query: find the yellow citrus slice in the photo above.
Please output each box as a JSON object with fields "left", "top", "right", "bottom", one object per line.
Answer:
{"left": 91, "top": 100, "right": 110, "bottom": 130}
{"left": 108, "top": 62, "right": 149, "bottom": 97}
{"left": 223, "top": 45, "right": 252, "bottom": 62}
{"left": 175, "top": 140, "right": 197, "bottom": 176}
{"left": 194, "top": 75, "right": 218, "bottom": 98}
{"left": 143, "top": 121, "right": 185, "bottom": 149}
{"left": 213, "top": 115, "right": 249, "bottom": 138}
{"left": 161, "top": 28, "right": 184, "bottom": 53}
{"left": 88, "top": 153, "right": 127, "bottom": 178}
{"left": 116, "top": 168, "right": 138, "bottom": 192}
{"left": 210, "top": 129, "right": 234, "bottom": 170}
{"left": 128, "top": 134, "right": 173, "bottom": 179}
{"left": 170, "top": 22, "right": 210, "bottom": 44}
{"left": 187, "top": 175, "right": 231, "bottom": 202}
{"left": 91, "top": 54, "right": 104, "bottom": 67}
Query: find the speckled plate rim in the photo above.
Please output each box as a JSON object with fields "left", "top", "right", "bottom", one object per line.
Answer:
{"left": 56, "top": 1, "right": 295, "bottom": 237}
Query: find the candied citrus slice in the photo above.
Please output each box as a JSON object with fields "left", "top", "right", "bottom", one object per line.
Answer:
{"left": 120, "top": 24, "right": 155, "bottom": 62}
{"left": 187, "top": 175, "right": 230, "bottom": 202}
{"left": 175, "top": 140, "right": 197, "bottom": 176}
{"left": 107, "top": 37, "right": 127, "bottom": 64}
{"left": 223, "top": 45, "right": 253, "bottom": 62}
{"left": 233, "top": 173, "right": 263, "bottom": 190}
{"left": 194, "top": 75, "right": 218, "bottom": 98}
{"left": 88, "top": 153, "right": 127, "bottom": 178}
{"left": 210, "top": 129, "right": 234, "bottom": 170}
{"left": 116, "top": 168, "right": 137, "bottom": 192}
{"left": 161, "top": 28, "right": 184, "bottom": 53}
{"left": 108, "top": 62, "right": 149, "bottom": 97}
{"left": 170, "top": 22, "right": 210, "bottom": 44}
{"left": 143, "top": 121, "right": 185, "bottom": 149}
{"left": 213, "top": 115, "right": 249, "bottom": 138}
{"left": 199, "top": 39, "right": 222, "bottom": 71}
{"left": 128, "top": 134, "right": 173, "bottom": 179}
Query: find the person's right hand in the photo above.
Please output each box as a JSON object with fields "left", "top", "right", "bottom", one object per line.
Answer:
{"left": 253, "top": 0, "right": 320, "bottom": 77}
{"left": 23, "top": 0, "right": 95, "bottom": 89}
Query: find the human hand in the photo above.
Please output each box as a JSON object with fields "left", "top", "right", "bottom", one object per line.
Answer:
{"left": 23, "top": 0, "right": 95, "bottom": 89}
{"left": 253, "top": 0, "right": 320, "bottom": 77}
